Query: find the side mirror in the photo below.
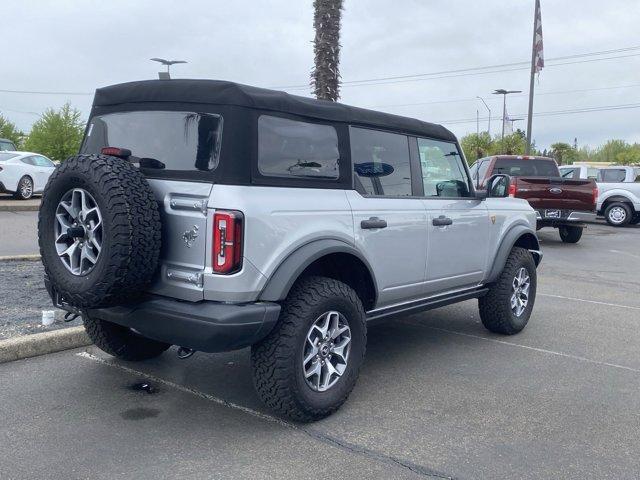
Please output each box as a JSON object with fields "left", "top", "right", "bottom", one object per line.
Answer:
{"left": 486, "top": 174, "right": 511, "bottom": 198}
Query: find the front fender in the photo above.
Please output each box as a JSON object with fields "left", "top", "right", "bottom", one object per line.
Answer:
{"left": 485, "top": 225, "right": 541, "bottom": 284}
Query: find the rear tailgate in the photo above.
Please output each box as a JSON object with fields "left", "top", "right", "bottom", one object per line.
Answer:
{"left": 514, "top": 177, "right": 596, "bottom": 212}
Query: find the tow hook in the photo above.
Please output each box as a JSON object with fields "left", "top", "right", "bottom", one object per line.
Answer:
{"left": 177, "top": 347, "right": 195, "bottom": 359}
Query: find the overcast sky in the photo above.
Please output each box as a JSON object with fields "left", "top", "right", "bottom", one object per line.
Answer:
{"left": 2, "top": 0, "right": 639, "bottom": 150}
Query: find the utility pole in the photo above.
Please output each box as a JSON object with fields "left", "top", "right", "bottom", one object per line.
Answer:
{"left": 476, "top": 96, "right": 491, "bottom": 134}
{"left": 493, "top": 89, "right": 521, "bottom": 141}
{"left": 476, "top": 109, "right": 479, "bottom": 135}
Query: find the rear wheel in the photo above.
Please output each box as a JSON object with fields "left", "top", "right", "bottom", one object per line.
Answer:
{"left": 559, "top": 225, "right": 583, "bottom": 243}
{"left": 604, "top": 202, "right": 631, "bottom": 227}
{"left": 479, "top": 247, "right": 537, "bottom": 335}
{"left": 251, "top": 276, "right": 366, "bottom": 422}
{"left": 83, "top": 314, "right": 170, "bottom": 361}
{"left": 14, "top": 176, "right": 34, "bottom": 200}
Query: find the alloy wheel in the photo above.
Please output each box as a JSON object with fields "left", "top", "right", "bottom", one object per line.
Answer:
{"left": 510, "top": 267, "right": 531, "bottom": 317}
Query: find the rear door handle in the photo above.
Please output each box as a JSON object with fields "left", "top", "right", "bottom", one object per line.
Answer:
{"left": 361, "top": 217, "right": 387, "bottom": 229}
{"left": 432, "top": 215, "right": 453, "bottom": 227}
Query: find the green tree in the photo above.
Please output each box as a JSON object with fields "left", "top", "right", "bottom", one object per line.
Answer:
{"left": 594, "top": 139, "right": 629, "bottom": 163}
{"left": 491, "top": 133, "right": 526, "bottom": 155}
{"left": 24, "top": 103, "right": 84, "bottom": 161}
{"left": 0, "top": 114, "right": 25, "bottom": 148}
{"left": 550, "top": 142, "right": 578, "bottom": 165}
{"left": 460, "top": 132, "right": 492, "bottom": 164}
{"left": 615, "top": 144, "right": 640, "bottom": 165}
{"left": 311, "top": 0, "right": 343, "bottom": 101}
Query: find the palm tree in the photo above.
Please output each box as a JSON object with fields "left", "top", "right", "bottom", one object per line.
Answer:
{"left": 311, "top": 0, "right": 344, "bottom": 102}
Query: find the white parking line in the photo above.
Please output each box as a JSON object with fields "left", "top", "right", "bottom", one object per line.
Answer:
{"left": 609, "top": 249, "right": 640, "bottom": 260}
{"left": 75, "top": 351, "right": 291, "bottom": 427}
{"left": 425, "top": 326, "right": 640, "bottom": 374}
{"left": 539, "top": 293, "right": 640, "bottom": 311}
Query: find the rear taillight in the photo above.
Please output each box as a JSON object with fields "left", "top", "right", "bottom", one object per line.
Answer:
{"left": 592, "top": 184, "right": 598, "bottom": 208}
{"left": 101, "top": 147, "right": 132, "bottom": 158}
{"left": 508, "top": 179, "right": 517, "bottom": 197}
{"left": 213, "top": 210, "right": 243, "bottom": 274}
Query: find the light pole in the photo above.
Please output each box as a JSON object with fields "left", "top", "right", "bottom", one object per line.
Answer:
{"left": 476, "top": 96, "right": 491, "bottom": 134}
{"left": 493, "top": 89, "right": 521, "bottom": 141}
{"left": 150, "top": 58, "right": 188, "bottom": 79}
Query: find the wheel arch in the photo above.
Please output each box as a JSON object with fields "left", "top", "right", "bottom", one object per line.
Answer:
{"left": 259, "top": 239, "right": 378, "bottom": 311}
{"left": 485, "top": 226, "right": 541, "bottom": 284}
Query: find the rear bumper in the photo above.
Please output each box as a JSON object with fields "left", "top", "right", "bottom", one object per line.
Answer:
{"left": 87, "top": 296, "right": 281, "bottom": 353}
{"left": 535, "top": 210, "right": 596, "bottom": 225}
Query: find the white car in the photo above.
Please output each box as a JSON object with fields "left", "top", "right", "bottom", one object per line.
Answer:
{"left": 0, "top": 151, "right": 56, "bottom": 199}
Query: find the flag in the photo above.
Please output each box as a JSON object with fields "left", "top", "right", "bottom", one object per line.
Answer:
{"left": 533, "top": 0, "right": 544, "bottom": 73}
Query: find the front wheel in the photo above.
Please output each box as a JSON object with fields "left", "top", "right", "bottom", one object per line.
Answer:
{"left": 251, "top": 276, "right": 367, "bottom": 422}
{"left": 479, "top": 247, "right": 537, "bottom": 335}
{"left": 14, "top": 176, "right": 34, "bottom": 200}
{"left": 559, "top": 225, "right": 583, "bottom": 243}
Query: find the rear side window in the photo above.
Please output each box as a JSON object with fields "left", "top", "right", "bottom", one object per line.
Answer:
{"left": 258, "top": 116, "right": 339, "bottom": 179}
{"left": 599, "top": 169, "right": 626, "bottom": 183}
{"left": 350, "top": 127, "right": 412, "bottom": 196}
{"left": 82, "top": 111, "right": 223, "bottom": 172}
{"left": 493, "top": 158, "right": 559, "bottom": 177}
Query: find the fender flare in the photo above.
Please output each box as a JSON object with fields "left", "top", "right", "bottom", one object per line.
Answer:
{"left": 258, "top": 239, "right": 378, "bottom": 303}
{"left": 485, "top": 225, "right": 541, "bottom": 283}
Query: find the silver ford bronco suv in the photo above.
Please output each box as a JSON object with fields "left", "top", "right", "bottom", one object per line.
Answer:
{"left": 39, "top": 80, "right": 542, "bottom": 422}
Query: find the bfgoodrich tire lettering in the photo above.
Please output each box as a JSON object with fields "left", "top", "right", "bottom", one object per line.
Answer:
{"left": 479, "top": 247, "right": 537, "bottom": 335}
{"left": 38, "top": 154, "right": 161, "bottom": 308}
{"left": 251, "top": 276, "right": 366, "bottom": 422}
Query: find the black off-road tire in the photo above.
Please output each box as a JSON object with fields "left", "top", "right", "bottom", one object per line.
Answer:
{"left": 479, "top": 247, "right": 537, "bottom": 335}
{"left": 38, "top": 154, "right": 161, "bottom": 308}
{"left": 251, "top": 276, "right": 367, "bottom": 422}
{"left": 604, "top": 202, "right": 631, "bottom": 227}
{"left": 83, "top": 314, "right": 170, "bottom": 361}
{"left": 13, "top": 175, "right": 34, "bottom": 200}
{"left": 559, "top": 225, "right": 583, "bottom": 243}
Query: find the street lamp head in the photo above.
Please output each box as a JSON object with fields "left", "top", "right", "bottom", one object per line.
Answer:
{"left": 493, "top": 89, "right": 522, "bottom": 95}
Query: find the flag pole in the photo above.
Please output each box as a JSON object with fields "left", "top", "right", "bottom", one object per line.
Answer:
{"left": 525, "top": 1, "right": 538, "bottom": 154}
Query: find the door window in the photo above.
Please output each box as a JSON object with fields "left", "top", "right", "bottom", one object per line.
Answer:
{"left": 32, "top": 155, "right": 54, "bottom": 167}
{"left": 560, "top": 168, "right": 577, "bottom": 178}
{"left": 417, "top": 138, "right": 471, "bottom": 197}
{"left": 350, "top": 127, "right": 412, "bottom": 196}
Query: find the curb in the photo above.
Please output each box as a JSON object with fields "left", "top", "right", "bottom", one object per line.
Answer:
{"left": 0, "top": 203, "right": 40, "bottom": 212}
{"left": 0, "top": 326, "right": 92, "bottom": 364}
{"left": 0, "top": 254, "right": 41, "bottom": 262}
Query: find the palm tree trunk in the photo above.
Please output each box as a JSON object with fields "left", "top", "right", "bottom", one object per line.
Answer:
{"left": 311, "top": 0, "right": 343, "bottom": 102}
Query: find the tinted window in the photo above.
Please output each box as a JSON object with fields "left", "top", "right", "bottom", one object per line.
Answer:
{"left": 477, "top": 159, "right": 490, "bottom": 185}
{"left": 258, "top": 116, "right": 339, "bottom": 179}
{"left": 599, "top": 169, "right": 626, "bottom": 183}
{"left": 560, "top": 168, "right": 577, "bottom": 178}
{"left": 0, "top": 140, "right": 15, "bottom": 151}
{"left": 418, "top": 138, "right": 471, "bottom": 197}
{"left": 493, "top": 158, "right": 559, "bottom": 177}
{"left": 82, "top": 111, "right": 223, "bottom": 172}
{"left": 21, "top": 157, "right": 35, "bottom": 165}
{"left": 32, "top": 155, "right": 54, "bottom": 167}
{"left": 0, "top": 153, "right": 18, "bottom": 162}
{"left": 350, "top": 128, "right": 412, "bottom": 196}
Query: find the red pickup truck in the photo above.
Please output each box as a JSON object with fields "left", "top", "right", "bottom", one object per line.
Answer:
{"left": 470, "top": 155, "right": 597, "bottom": 244}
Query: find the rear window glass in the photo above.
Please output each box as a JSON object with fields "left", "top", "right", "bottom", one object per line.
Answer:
{"left": 82, "top": 111, "right": 223, "bottom": 172}
{"left": 0, "top": 141, "right": 16, "bottom": 151}
{"left": 0, "top": 153, "right": 18, "bottom": 162}
{"left": 493, "top": 158, "right": 559, "bottom": 177}
{"left": 258, "top": 116, "right": 339, "bottom": 179}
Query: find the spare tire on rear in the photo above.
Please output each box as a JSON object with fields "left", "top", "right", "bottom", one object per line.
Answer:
{"left": 38, "top": 154, "right": 161, "bottom": 308}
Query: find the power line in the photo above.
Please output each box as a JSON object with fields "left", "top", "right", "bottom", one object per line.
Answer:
{"left": 271, "top": 45, "right": 640, "bottom": 90}
{"left": 369, "top": 83, "right": 640, "bottom": 109}
{"left": 436, "top": 102, "right": 640, "bottom": 126}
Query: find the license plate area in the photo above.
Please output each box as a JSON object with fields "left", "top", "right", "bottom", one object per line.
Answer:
{"left": 545, "top": 209, "right": 562, "bottom": 218}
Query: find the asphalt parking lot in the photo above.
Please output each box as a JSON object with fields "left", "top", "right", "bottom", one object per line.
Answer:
{"left": 1, "top": 222, "right": 639, "bottom": 479}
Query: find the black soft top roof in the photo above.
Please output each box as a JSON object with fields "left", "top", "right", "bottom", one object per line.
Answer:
{"left": 93, "top": 79, "right": 457, "bottom": 142}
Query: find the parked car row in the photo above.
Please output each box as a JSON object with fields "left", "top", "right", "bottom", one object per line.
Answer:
{"left": 0, "top": 151, "right": 56, "bottom": 199}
